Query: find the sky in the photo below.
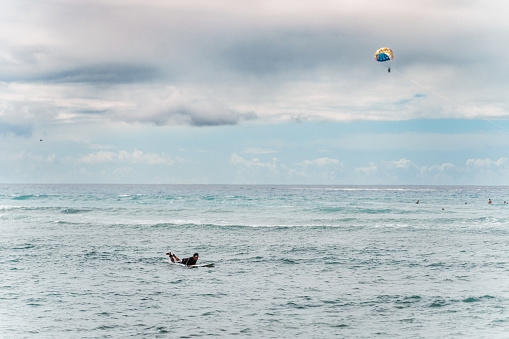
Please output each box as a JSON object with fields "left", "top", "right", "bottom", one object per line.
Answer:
{"left": 1, "top": 0, "right": 509, "bottom": 185}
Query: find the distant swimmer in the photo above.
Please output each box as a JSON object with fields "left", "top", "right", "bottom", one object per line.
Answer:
{"left": 416, "top": 200, "right": 419, "bottom": 204}
{"left": 488, "top": 199, "right": 492, "bottom": 204}
{"left": 166, "top": 251, "right": 199, "bottom": 266}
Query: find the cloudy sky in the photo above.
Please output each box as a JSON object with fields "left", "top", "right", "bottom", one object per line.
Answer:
{"left": 1, "top": 0, "right": 509, "bottom": 185}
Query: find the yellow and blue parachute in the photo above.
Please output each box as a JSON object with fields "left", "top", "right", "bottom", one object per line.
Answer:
{"left": 375, "top": 47, "right": 393, "bottom": 72}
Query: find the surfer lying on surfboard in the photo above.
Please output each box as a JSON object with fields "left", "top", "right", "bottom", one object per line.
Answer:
{"left": 166, "top": 251, "right": 199, "bottom": 266}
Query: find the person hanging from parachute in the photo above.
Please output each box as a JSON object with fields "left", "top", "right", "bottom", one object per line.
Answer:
{"left": 375, "top": 47, "right": 393, "bottom": 73}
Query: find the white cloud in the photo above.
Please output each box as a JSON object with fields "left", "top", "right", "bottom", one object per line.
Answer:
{"left": 297, "top": 157, "right": 342, "bottom": 167}
{"left": 355, "top": 163, "right": 378, "bottom": 176}
{"left": 230, "top": 154, "right": 344, "bottom": 183}
{"left": 416, "top": 163, "right": 457, "bottom": 184}
{"left": 387, "top": 158, "right": 415, "bottom": 169}
{"left": 230, "top": 154, "right": 280, "bottom": 171}
{"left": 464, "top": 157, "right": 509, "bottom": 185}
{"left": 241, "top": 148, "right": 279, "bottom": 155}
{"left": 329, "top": 132, "right": 508, "bottom": 152}
{"left": 1, "top": 0, "right": 509, "bottom": 184}
{"left": 353, "top": 159, "right": 460, "bottom": 184}
{"left": 466, "top": 157, "right": 508, "bottom": 168}
{"left": 0, "top": 0, "right": 508, "bottom": 128}
{"left": 424, "top": 163, "right": 455, "bottom": 172}
{"left": 79, "top": 149, "right": 174, "bottom": 165}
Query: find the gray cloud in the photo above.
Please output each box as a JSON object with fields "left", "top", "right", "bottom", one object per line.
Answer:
{"left": 111, "top": 88, "right": 258, "bottom": 127}
{"left": 138, "top": 106, "right": 255, "bottom": 127}
{"left": 223, "top": 31, "right": 345, "bottom": 75}
{"left": 0, "top": 0, "right": 507, "bottom": 127}
{"left": 162, "top": 107, "right": 257, "bottom": 127}
{"left": 37, "top": 64, "right": 160, "bottom": 84}
{"left": 0, "top": 121, "right": 32, "bottom": 137}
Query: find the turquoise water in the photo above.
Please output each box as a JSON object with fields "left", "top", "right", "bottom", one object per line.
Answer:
{"left": 1, "top": 184, "right": 509, "bottom": 338}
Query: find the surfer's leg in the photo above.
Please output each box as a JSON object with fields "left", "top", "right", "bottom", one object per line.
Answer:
{"left": 167, "top": 252, "right": 176, "bottom": 263}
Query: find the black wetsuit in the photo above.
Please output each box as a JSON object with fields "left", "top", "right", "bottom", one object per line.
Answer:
{"left": 180, "top": 257, "right": 198, "bottom": 266}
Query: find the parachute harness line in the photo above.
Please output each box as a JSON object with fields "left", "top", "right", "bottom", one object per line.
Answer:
{"left": 392, "top": 69, "right": 509, "bottom": 133}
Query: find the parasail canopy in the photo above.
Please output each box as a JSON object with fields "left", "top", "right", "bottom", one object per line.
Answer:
{"left": 375, "top": 47, "right": 393, "bottom": 72}
{"left": 375, "top": 47, "right": 393, "bottom": 62}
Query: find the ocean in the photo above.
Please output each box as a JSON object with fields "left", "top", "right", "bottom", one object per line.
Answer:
{"left": 1, "top": 184, "right": 509, "bottom": 338}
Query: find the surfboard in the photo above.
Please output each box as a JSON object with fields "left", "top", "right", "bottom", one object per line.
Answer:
{"left": 168, "top": 260, "right": 214, "bottom": 268}
{"left": 190, "top": 263, "right": 214, "bottom": 268}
